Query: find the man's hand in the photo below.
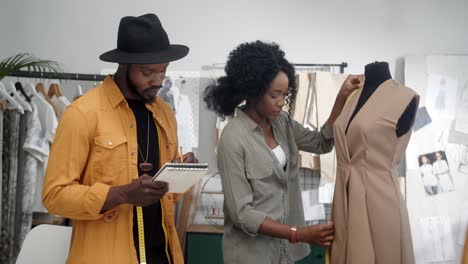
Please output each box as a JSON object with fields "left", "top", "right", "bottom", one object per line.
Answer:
{"left": 123, "top": 175, "right": 168, "bottom": 207}
{"left": 101, "top": 175, "right": 168, "bottom": 212}
{"left": 171, "top": 152, "right": 199, "bottom": 163}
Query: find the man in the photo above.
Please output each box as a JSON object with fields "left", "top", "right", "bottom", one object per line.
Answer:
{"left": 42, "top": 14, "right": 196, "bottom": 264}
{"left": 158, "top": 77, "right": 175, "bottom": 112}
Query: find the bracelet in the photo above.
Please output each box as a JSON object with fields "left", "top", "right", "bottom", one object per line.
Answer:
{"left": 289, "top": 225, "right": 298, "bottom": 244}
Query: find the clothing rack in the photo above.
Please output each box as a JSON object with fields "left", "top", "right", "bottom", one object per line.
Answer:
{"left": 202, "top": 62, "right": 348, "bottom": 73}
{"left": 8, "top": 62, "right": 348, "bottom": 79}
{"left": 9, "top": 71, "right": 107, "bottom": 81}
{"left": 293, "top": 62, "right": 348, "bottom": 73}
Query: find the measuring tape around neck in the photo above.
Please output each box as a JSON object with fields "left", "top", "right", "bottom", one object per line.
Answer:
{"left": 136, "top": 205, "right": 172, "bottom": 264}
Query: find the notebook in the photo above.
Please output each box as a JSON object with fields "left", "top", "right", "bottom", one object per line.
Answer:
{"left": 152, "top": 163, "right": 209, "bottom": 193}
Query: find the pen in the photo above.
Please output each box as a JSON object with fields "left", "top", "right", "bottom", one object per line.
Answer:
{"left": 179, "top": 146, "right": 184, "bottom": 163}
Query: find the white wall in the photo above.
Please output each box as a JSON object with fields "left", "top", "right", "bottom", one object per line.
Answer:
{"left": 1, "top": 0, "right": 468, "bottom": 167}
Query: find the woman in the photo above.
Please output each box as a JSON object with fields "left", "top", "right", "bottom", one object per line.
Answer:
{"left": 433, "top": 151, "right": 454, "bottom": 192}
{"left": 203, "top": 41, "right": 362, "bottom": 264}
{"left": 420, "top": 155, "right": 438, "bottom": 195}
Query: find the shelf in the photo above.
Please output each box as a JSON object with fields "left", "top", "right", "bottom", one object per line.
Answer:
{"left": 205, "top": 215, "right": 224, "bottom": 219}
{"left": 200, "top": 191, "right": 223, "bottom": 195}
{"left": 187, "top": 224, "right": 224, "bottom": 234}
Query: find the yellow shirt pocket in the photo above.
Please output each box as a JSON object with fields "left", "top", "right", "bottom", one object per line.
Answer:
{"left": 93, "top": 135, "right": 129, "bottom": 185}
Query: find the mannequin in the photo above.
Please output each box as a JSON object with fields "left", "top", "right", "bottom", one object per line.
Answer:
{"left": 330, "top": 61, "right": 419, "bottom": 264}
{"left": 346, "top": 61, "right": 418, "bottom": 137}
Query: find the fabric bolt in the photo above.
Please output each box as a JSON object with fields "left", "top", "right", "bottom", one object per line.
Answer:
{"left": 13, "top": 111, "right": 28, "bottom": 256}
{"left": 17, "top": 104, "right": 44, "bottom": 252}
{"left": 1, "top": 110, "right": 21, "bottom": 264}
{"left": 330, "top": 79, "right": 418, "bottom": 264}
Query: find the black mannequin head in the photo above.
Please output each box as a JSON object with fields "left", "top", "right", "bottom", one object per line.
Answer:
{"left": 363, "top": 61, "right": 392, "bottom": 88}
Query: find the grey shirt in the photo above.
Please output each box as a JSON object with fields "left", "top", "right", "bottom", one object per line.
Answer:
{"left": 218, "top": 109, "right": 334, "bottom": 264}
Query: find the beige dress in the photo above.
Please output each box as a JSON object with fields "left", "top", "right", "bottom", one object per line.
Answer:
{"left": 331, "top": 79, "right": 418, "bottom": 264}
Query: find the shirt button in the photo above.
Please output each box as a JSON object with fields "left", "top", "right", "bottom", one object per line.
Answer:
{"left": 108, "top": 141, "right": 112, "bottom": 146}
{"left": 103, "top": 209, "right": 119, "bottom": 223}
{"left": 130, "top": 124, "right": 134, "bottom": 128}
{"left": 131, "top": 152, "right": 135, "bottom": 156}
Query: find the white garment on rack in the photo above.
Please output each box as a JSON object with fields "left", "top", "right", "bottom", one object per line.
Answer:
{"left": 0, "top": 82, "right": 24, "bottom": 114}
{"left": 73, "top": 84, "right": 84, "bottom": 100}
{"left": 50, "top": 96, "right": 70, "bottom": 118}
{"left": 24, "top": 82, "right": 58, "bottom": 212}
{"left": 5, "top": 81, "right": 32, "bottom": 112}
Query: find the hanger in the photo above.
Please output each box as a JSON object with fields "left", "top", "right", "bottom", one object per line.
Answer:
{"left": 0, "top": 82, "right": 24, "bottom": 113}
{"left": 24, "top": 82, "right": 40, "bottom": 99}
{"left": 36, "top": 83, "right": 48, "bottom": 98}
{"left": 36, "top": 83, "right": 61, "bottom": 116}
{"left": 48, "top": 83, "right": 63, "bottom": 98}
{"left": 15, "top": 82, "right": 32, "bottom": 102}
{"left": 0, "top": 99, "right": 6, "bottom": 111}
{"left": 5, "top": 81, "right": 32, "bottom": 111}
{"left": 76, "top": 84, "right": 83, "bottom": 96}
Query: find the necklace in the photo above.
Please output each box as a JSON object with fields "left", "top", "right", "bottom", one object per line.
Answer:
{"left": 138, "top": 111, "right": 153, "bottom": 172}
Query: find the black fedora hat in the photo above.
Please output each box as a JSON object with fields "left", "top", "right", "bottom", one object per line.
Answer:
{"left": 99, "top": 14, "right": 189, "bottom": 64}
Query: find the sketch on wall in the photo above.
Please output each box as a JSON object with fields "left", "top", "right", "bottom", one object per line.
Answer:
{"left": 405, "top": 55, "right": 468, "bottom": 264}
{"left": 418, "top": 150, "right": 455, "bottom": 196}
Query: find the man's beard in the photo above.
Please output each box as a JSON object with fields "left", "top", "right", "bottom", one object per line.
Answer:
{"left": 126, "top": 71, "right": 161, "bottom": 104}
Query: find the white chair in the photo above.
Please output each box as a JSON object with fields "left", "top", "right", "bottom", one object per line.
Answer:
{"left": 16, "top": 224, "right": 72, "bottom": 264}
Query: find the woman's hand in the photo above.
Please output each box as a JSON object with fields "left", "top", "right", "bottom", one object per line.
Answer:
{"left": 338, "top": 74, "right": 364, "bottom": 99}
{"left": 297, "top": 222, "right": 335, "bottom": 247}
{"left": 327, "top": 74, "right": 365, "bottom": 126}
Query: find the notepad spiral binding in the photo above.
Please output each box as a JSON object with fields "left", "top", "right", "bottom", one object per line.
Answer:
{"left": 164, "top": 163, "right": 209, "bottom": 171}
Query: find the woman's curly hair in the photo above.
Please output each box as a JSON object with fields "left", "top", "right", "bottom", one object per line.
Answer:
{"left": 203, "top": 41, "right": 297, "bottom": 118}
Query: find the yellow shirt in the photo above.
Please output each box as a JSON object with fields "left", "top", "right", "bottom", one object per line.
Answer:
{"left": 42, "top": 76, "right": 184, "bottom": 264}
